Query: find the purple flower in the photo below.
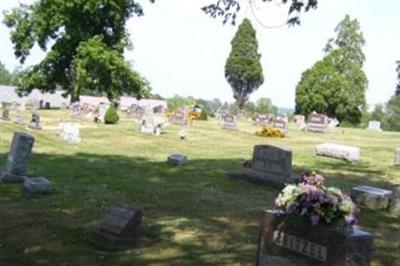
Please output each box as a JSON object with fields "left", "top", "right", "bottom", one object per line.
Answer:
{"left": 345, "top": 216, "right": 357, "bottom": 226}
{"left": 311, "top": 215, "right": 320, "bottom": 225}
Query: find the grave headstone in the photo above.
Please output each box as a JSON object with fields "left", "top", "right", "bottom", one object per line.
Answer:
{"left": 273, "top": 119, "right": 288, "bottom": 135}
{"left": 315, "top": 143, "right": 360, "bottom": 163}
{"left": 139, "top": 111, "right": 160, "bottom": 135}
{"left": 350, "top": 185, "right": 392, "bottom": 210}
{"left": 59, "top": 122, "right": 81, "bottom": 144}
{"left": 307, "top": 113, "right": 328, "bottom": 133}
{"left": 221, "top": 113, "right": 237, "bottom": 130}
{"left": 168, "top": 154, "right": 187, "bottom": 166}
{"left": 257, "top": 210, "right": 373, "bottom": 266}
{"left": 394, "top": 148, "right": 400, "bottom": 166}
{"left": 1, "top": 132, "right": 35, "bottom": 183}
{"left": 1, "top": 102, "right": 12, "bottom": 121}
{"left": 170, "top": 109, "right": 189, "bottom": 126}
{"left": 367, "top": 121, "right": 382, "bottom": 132}
{"left": 328, "top": 118, "right": 340, "bottom": 128}
{"left": 389, "top": 187, "right": 400, "bottom": 217}
{"left": 95, "top": 103, "right": 110, "bottom": 123}
{"left": 255, "top": 114, "right": 273, "bottom": 126}
{"left": 294, "top": 114, "right": 305, "bottom": 125}
{"left": 229, "top": 145, "right": 296, "bottom": 187}
{"left": 89, "top": 207, "right": 142, "bottom": 250}
{"left": 71, "top": 102, "right": 81, "bottom": 118}
{"left": 21, "top": 177, "right": 53, "bottom": 195}
{"left": 15, "top": 103, "right": 25, "bottom": 125}
{"left": 28, "top": 111, "right": 42, "bottom": 130}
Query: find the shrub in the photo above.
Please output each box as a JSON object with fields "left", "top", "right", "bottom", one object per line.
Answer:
{"left": 255, "top": 126, "right": 284, "bottom": 138}
{"left": 104, "top": 106, "right": 119, "bottom": 124}
{"left": 199, "top": 111, "right": 208, "bottom": 120}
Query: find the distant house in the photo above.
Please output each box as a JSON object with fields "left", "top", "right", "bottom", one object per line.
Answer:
{"left": 0, "top": 85, "right": 70, "bottom": 108}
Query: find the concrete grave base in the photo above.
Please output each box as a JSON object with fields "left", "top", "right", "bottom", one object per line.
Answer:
{"left": 350, "top": 185, "right": 392, "bottom": 210}
{"left": 1, "top": 171, "right": 27, "bottom": 183}
{"left": 315, "top": 143, "right": 360, "bottom": 162}
{"left": 88, "top": 227, "right": 139, "bottom": 251}
{"left": 167, "top": 154, "right": 187, "bottom": 166}
{"left": 228, "top": 168, "right": 297, "bottom": 188}
{"left": 21, "top": 177, "right": 53, "bottom": 195}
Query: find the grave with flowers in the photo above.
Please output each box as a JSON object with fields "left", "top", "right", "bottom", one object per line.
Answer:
{"left": 257, "top": 173, "right": 373, "bottom": 266}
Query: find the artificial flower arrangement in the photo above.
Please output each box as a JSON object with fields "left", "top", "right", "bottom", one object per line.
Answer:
{"left": 275, "top": 172, "right": 357, "bottom": 228}
{"left": 255, "top": 126, "right": 285, "bottom": 138}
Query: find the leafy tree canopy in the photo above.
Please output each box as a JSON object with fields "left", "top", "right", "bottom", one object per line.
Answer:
{"left": 202, "top": 0, "right": 318, "bottom": 26}
{"left": 295, "top": 15, "right": 367, "bottom": 124}
{"left": 386, "top": 96, "right": 400, "bottom": 131}
{"left": 225, "top": 18, "right": 264, "bottom": 110}
{"left": 4, "top": 0, "right": 151, "bottom": 102}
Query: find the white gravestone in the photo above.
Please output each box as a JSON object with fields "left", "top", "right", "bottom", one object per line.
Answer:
{"left": 367, "top": 120, "right": 382, "bottom": 131}
{"left": 350, "top": 185, "right": 392, "bottom": 210}
{"left": 315, "top": 143, "right": 360, "bottom": 162}
{"left": 59, "top": 122, "right": 81, "bottom": 144}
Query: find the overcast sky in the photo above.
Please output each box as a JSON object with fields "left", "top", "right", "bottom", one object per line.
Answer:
{"left": 1, "top": 0, "right": 399, "bottom": 108}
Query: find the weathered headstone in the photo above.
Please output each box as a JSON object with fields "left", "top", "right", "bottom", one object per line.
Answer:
{"left": 71, "top": 102, "right": 81, "bottom": 118}
{"left": 89, "top": 207, "right": 142, "bottom": 250}
{"left": 221, "top": 113, "right": 237, "bottom": 130}
{"left": 15, "top": 103, "right": 25, "bottom": 125}
{"left": 28, "top": 111, "right": 42, "bottom": 130}
{"left": 350, "top": 185, "right": 392, "bottom": 210}
{"left": 21, "top": 177, "right": 53, "bottom": 195}
{"left": 170, "top": 109, "right": 189, "bottom": 126}
{"left": 229, "top": 145, "right": 296, "bottom": 187}
{"left": 95, "top": 103, "right": 110, "bottom": 123}
{"left": 389, "top": 187, "right": 400, "bottom": 217}
{"left": 315, "top": 143, "right": 360, "bottom": 163}
{"left": 139, "top": 111, "right": 160, "bottom": 135}
{"left": 167, "top": 154, "right": 187, "bottom": 166}
{"left": 59, "top": 122, "right": 81, "bottom": 143}
{"left": 367, "top": 121, "right": 382, "bottom": 132}
{"left": 394, "top": 148, "right": 400, "bottom": 166}
{"left": 273, "top": 119, "right": 288, "bottom": 135}
{"left": 294, "top": 114, "right": 305, "bottom": 125}
{"left": 307, "top": 113, "right": 328, "bottom": 133}
{"left": 328, "top": 118, "right": 340, "bottom": 128}
{"left": 1, "top": 102, "right": 12, "bottom": 121}
{"left": 1, "top": 132, "right": 35, "bottom": 183}
{"left": 257, "top": 210, "right": 373, "bottom": 266}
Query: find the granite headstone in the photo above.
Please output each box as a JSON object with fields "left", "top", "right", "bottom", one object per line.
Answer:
{"left": 229, "top": 145, "right": 296, "bottom": 187}
{"left": 1, "top": 132, "right": 35, "bottom": 183}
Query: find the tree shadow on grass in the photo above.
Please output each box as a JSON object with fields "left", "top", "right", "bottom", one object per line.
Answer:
{"left": 0, "top": 152, "right": 399, "bottom": 265}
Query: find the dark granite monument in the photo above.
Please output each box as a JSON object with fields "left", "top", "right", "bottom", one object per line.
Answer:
{"left": 1, "top": 132, "right": 35, "bottom": 183}
{"left": 257, "top": 210, "right": 373, "bottom": 266}
{"left": 89, "top": 207, "right": 142, "bottom": 250}
{"left": 229, "top": 145, "right": 296, "bottom": 187}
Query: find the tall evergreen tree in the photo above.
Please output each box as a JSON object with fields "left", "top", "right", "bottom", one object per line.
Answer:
{"left": 295, "top": 15, "right": 367, "bottom": 124}
{"left": 225, "top": 18, "right": 264, "bottom": 110}
{"left": 4, "top": 0, "right": 151, "bottom": 102}
{"left": 0, "top": 61, "right": 12, "bottom": 85}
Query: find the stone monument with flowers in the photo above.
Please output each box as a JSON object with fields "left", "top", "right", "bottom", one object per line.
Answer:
{"left": 257, "top": 173, "right": 373, "bottom": 266}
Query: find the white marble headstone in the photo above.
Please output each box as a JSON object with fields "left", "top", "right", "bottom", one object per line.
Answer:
{"left": 367, "top": 121, "right": 382, "bottom": 131}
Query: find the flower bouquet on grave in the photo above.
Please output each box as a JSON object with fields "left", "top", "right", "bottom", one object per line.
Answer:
{"left": 275, "top": 172, "right": 357, "bottom": 229}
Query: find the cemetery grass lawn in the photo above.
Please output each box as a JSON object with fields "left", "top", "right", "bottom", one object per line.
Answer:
{"left": 1, "top": 110, "right": 400, "bottom": 266}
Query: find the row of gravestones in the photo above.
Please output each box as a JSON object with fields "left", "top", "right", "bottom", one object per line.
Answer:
{"left": 228, "top": 144, "right": 400, "bottom": 265}
{"left": 1, "top": 102, "right": 42, "bottom": 130}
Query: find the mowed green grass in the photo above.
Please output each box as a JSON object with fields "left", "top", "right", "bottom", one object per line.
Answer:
{"left": 0, "top": 109, "right": 399, "bottom": 266}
